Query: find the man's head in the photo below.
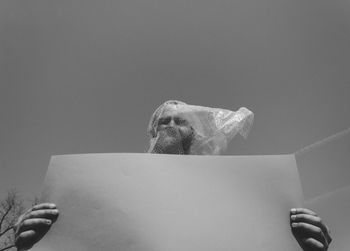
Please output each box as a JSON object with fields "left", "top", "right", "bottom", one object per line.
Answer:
{"left": 147, "top": 100, "right": 254, "bottom": 155}
{"left": 147, "top": 100, "right": 195, "bottom": 154}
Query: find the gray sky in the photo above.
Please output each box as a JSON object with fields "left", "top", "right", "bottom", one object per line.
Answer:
{"left": 0, "top": 0, "right": 349, "bottom": 205}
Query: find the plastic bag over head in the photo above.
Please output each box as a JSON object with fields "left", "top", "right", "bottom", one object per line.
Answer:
{"left": 147, "top": 100, "right": 254, "bottom": 155}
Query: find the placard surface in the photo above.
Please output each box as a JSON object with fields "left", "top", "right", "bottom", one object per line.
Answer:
{"left": 33, "top": 153, "right": 303, "bottom": 251}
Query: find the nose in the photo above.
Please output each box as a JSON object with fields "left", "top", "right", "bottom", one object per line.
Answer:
{"left": 169, "top": 119, "right": 176, "bottom": 127}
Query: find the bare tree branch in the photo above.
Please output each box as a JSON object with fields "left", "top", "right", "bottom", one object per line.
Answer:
{"left": 0, "top": 189, "right": 25, "bottom": 251}
{"left": 0, "top": 244, "right": 15, "bottom": 251}
{"left": 0, "top": 205, "right": 12, "bottom": 233}
{"left": 0, "top": 227, "right": 13, "bottom": 238}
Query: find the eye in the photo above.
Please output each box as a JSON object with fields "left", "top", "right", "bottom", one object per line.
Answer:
{"left": 158, "top": 117, "right": 171, "bottom": 125}
{"left": 174, "top": 117, "right": 187, "bottom": 125}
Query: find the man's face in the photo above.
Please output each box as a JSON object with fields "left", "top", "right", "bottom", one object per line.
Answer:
{"left": 152, "top": 106, "right": 194, "bottom": 154}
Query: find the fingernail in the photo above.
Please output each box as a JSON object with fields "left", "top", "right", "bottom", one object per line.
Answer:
{"left": 46, "top": 220, "right": 52, "bottom": 225}
{"left": 291, "top": 223, "right": 298, "bottom": 228}
{"left": 290, "top": 208, "right": 296, "bottom": 214}
{"left": 290, "top": 215, "right": 296, "bottom": 221}
{"left": 52, "top": 210, "right": 59, "bottom": 215}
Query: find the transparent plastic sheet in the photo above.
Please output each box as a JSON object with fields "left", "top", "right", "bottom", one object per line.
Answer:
{"left": 147, "top": 100, "right": 254, "bottom": 155}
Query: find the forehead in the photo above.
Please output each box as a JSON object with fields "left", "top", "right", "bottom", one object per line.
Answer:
{"left": 159, "top": 105, "right": 182, "bottom": 117}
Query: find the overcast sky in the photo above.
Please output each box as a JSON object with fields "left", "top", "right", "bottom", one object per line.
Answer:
{"left": 0, "top": 0, "right": 349, "bottom": 208}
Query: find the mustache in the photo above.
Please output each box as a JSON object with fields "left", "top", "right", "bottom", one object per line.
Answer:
{"left": 158, "top": 126, "right": 181, "bottom": 137}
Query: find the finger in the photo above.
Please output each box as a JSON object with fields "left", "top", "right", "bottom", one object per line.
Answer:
{"left": 290, "top": 213, "right": 332, "bottom": 244}
{"left": 303, "top": 238, "right": 326, "bottom": 251}
{"left": 290, "top": 214, "right": 326, "bottom": 233}
{"left": 290, "top": 212, "right": 332, "bottom": 243}
{"left": 18, "top": 218, "right": 52, "bottom": 233}
{"left": 325, "top": 226, "right": 332, "bottom": 244}
{"left": 291, "top": 222, "right": 328, "bottom": 247}
{"left": 32, "top": 203, "right": 57, "bottom": 211}
{"left": 290, "top": 208, "right": 317, "bottom": 216}
{"left": 24, "top": 209, "right": 59, "bottom": 222}
{"left": 14, "top": 207, "right": 58, "bottom": 234}
{"left": 16, "top": 227, "right": 50, "bottom": 251}
{"left": 19, "top": 204, "right": 53, "bottom": 219}
{"left": 15, "top": 230, "right": 37, "bottom": 250}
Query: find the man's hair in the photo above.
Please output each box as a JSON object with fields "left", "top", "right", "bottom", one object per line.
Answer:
{"left": 147, "top": 100, "right": 187, "bottom": 138}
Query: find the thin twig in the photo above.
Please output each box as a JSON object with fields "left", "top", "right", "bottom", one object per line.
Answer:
{"left": 0, "top": 205, "right": 12, "bottom": 232}
{"left": 0, "top": 226, "right": 13, "bottom": 237}
{"left": 0, "top": 244, "right": 15, "bottom": 251}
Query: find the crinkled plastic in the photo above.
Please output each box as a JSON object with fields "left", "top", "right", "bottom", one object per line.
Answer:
{"left": 147, "top": 100, "right": 254, "bottom": 155}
